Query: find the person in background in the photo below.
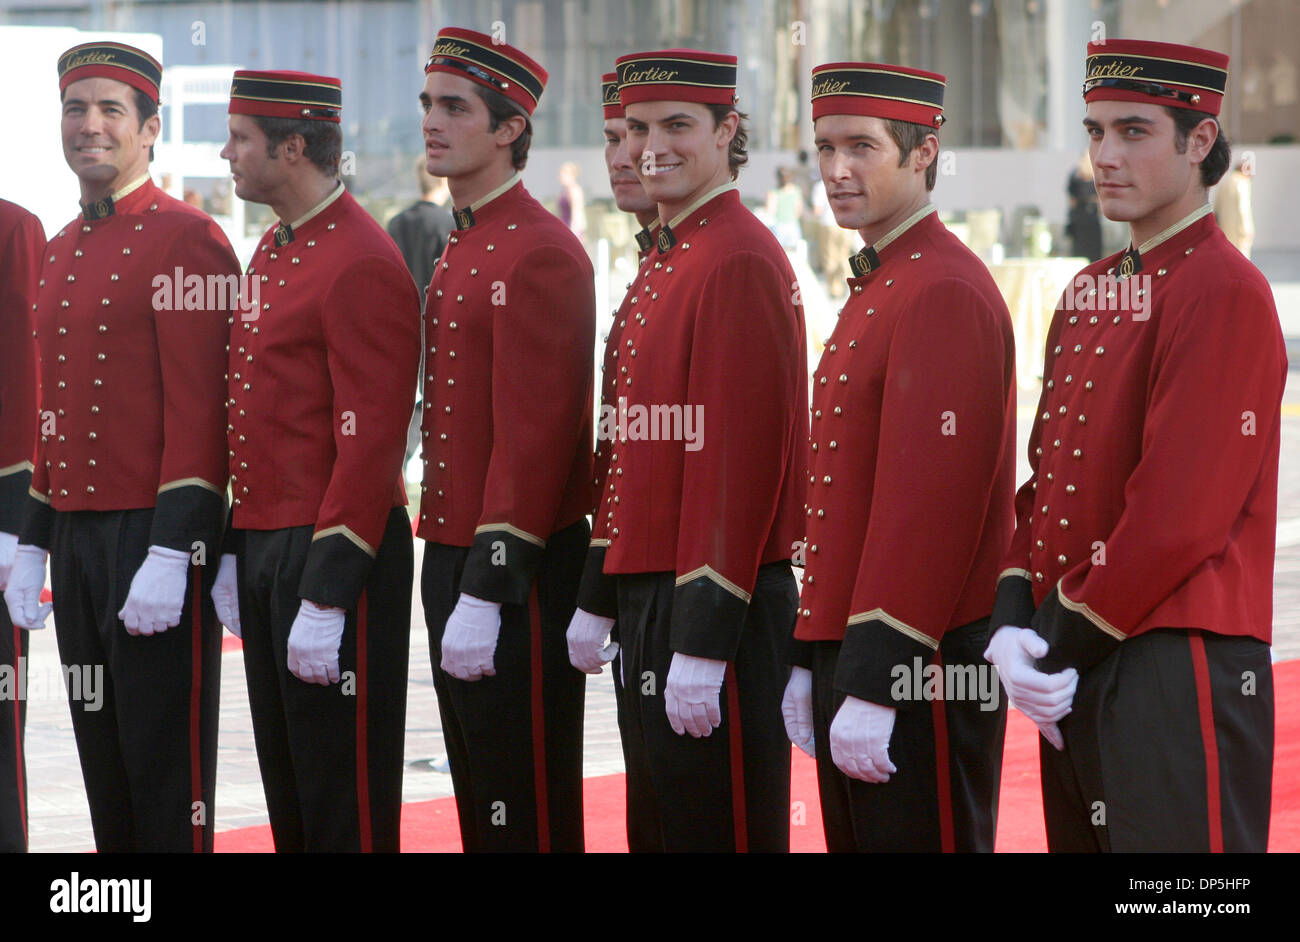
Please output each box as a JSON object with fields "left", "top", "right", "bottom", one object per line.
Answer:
{"left": 1066, "top": 150, "right": 1102, "bottom": 261}
{"left": 1213, "top": 159, "right": 1254, "bottom": 258}
{"left": 557, "top": 161, "right": 587, "bottom": 243}
{"left": 387, "top": 156, "right": 455, "bottom": 294}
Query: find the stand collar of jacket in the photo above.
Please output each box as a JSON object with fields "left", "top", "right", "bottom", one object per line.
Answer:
{"left": 847, "top": 202, "right": 937, "bottom": 278}
{"left": 79, "top": 173, "right": 152, "bottom": 221}
{"left": 451, "top": 171, "right": 523, "bottom": 230}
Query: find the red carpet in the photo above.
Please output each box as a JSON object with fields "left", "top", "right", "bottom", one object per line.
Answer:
{"left": 214, "top": 658, "right": 1300, "bottom": 852}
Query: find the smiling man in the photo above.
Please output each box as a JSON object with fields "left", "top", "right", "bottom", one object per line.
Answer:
{"left": 2, "top": 41, "right": 237, "bottom": 852}
{"left": 986, "top": 39, "right": 1285, "bottom": 852}
{"left": 416, "top": 28, "right": 595, "bottom": 853}
{"left": 572, "top": 48, "right": 807, "bottom": 852}
{"left": 779, "top": 62, "right": 1016, "bottom": 853}
{"left": 213, "top": 70, "right": 420, "bottom": 852}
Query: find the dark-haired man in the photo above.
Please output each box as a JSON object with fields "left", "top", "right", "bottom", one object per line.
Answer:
{"left": 215, "top": 70, "right": 420, "bottom": 852}
{"left": 782, "top": 61, "right": 1015, "bottom": 853}
{"left": 563, "top": 70, "right": 662, "bottom": 852}
{"left": 573, "top": 48, "right": 807, "bottom": 852}
{"left": 987, "top": 39, "right": 1284, "bottom": 852}
{"left": 417, "top": 28, "right": 595, "bottom": 853}
{"left": 3, "top": 41, "right": 237, "bottom": 852}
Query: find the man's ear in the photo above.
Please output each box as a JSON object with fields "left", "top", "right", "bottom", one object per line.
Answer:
{"left": 140, "top": 112, "right": 162, "bottom": 149}
{"left": 1186, "top": 116, "right": 1219, "bottom": 166}
{"left": 912, "top": 132, "right": 940, "bottom": 176}
{"left": 494, "top": 113, "right": 527, "bottom": 149}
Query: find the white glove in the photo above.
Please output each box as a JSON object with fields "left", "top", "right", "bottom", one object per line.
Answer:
{"left": 440, "top": 593, "right": 501, "bottom": 681}
{"left": 782, "top": 665, "right": 816, "bottom": 757}
{"left": 287, "top": 600, "right": 346, "bottom": 685}
{"left": 566, "top": 608, "right": 618, "bottom": 674}
{"left": 829, "top": 696, "right": 898, "bottom": 783}
{"left": 984, "top": 625, "right": 1078, "bottom": 751}
{"left": 0, "top": 531, "right": 18, "bottom": 590}
{"left": 3, "top": 544, "right": 52, "bottom": 630}
{"left": 663, "top": 652, "right": 727, "bottom": 738}
{"left": 211, "top": 553, "right": 241, "bottom": 638}
{"left": 118, "top": 545, "right": 191, "bottom": 636}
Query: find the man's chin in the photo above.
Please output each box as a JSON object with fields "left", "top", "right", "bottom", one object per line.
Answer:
{"left": 1097, "top": 194, "right": 1141, "bottom": 223}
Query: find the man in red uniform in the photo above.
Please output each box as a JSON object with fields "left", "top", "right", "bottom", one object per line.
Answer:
{"left": 3, "top": 42, "right": 236, "bottom": 852}
{"left": 782, "top": 62, "right": 1015, "bottom": 853}
{"left": 0, "top": 197, "right": 45, "bottom": 852}
{"left": 417, "top": 28, "right": 595, "bottom": 853}
{"left": 986, "top": 39, "right": 1284, "bottom": 852}
{"left": 564, "top": 70, "right": 662, "bottom": 852}
{"left": 573, "top": 49, "right": 807, "bottom": 852}
{"left": 213, "top": 71, "right": 419, "bottom": 852}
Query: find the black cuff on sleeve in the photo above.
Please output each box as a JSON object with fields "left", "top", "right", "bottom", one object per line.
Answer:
{"left": 0, "top": 469, "right": 33, "bottom": 533}
{"left": 17, "top": 493, "right": 52, "bottom": 550}
{"left": 219, "top": 505, "right": 238, "bottom": 556}
{"left": 669, "top": 576, "right": 749, "bottom": 662}
{"left": 458, "top": 530, "right": 546, "bottom": 607}
{"left": 575, "top": 544, "right": 618, "bottom": 618}
{"left": 149, "top": 485, "right": 224, "bottom": 557}
{"left": 1031, "top": 586, "right": 1121, "bottom": 674}
{"left": 833, "top": 618, "right": 937, "bottom": 710}
{"left": 990, "top": 574, "right": 1036, "bottom": 633}
{"left": 787, "top": 637, "right": 815, "bottom": 670}
{"left": 299, "top": 532, "right": 375, "bottom": 609}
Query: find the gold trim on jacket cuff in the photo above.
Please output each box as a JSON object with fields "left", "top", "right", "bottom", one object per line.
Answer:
{"left": 847, "top": 607, "right": 940, "bottom": 650}
{"left": 674, "top": 564, "right": 752, "bottom": 603}
{"left": 312, "top": 524, "right": 377, "bottom": 558}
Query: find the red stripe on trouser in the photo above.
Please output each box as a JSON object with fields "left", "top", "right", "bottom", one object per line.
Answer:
{"left": 528, "top": 589, "right": 550, "bottom": 852}
{"left": 1188, "top": 631, "right": 1223, "bottom": 853}
{"left": 726, "top": 666, "right": 747, "bottom": 852}
{"left": 190, "top": 565, "right": 203, "bottom": 853}
{"left": 930, "top": 650, "right": 955, "bottom": 853}
{"left": 12, "top": 620, "right": 26, "bottom": 848}
{"left": 356, "top": 591, "right": 372, "bottom": 853}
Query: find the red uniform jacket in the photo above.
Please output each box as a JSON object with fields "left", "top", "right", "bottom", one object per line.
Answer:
{"left": 579, "top": 185, "right": 809, "bottom": 662}
{"left": 0, "top": 199, "right": 45, "bottom": 535}
{"left": 592, "top": 223, "right": 658, "bottom": 520}
{"left": 416, "top": 176, "right": 594, "bottom": 607}
{"left": 791, "top": 208, "right": 1017, "bottom": 705}
{"left": 20, "top": 177, "right": 236, "bottom": 556}
{"left": 228, "top": 185, "right": 420, "bottom": 609}
{"left": 991, "top": 211, "right": 1286, "bottom": 673}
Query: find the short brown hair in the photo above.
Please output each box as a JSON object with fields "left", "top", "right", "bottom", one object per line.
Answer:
{"left": 253, "top": 115, "right": 343, "bottom": 177}
{"left": 706, "top": 103, "right": 749, "bottom": 179}
{"left": 1165, "top": 107, "right": 1231, "bottom": 188}
{"left": 472, "top": 83, "right": 533, "bottom": 170}
{"left": 884, "top": 119, "right": 939, "bottom": 190}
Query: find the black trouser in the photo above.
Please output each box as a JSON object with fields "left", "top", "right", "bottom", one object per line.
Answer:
{"left": 811, "top": 618, "right": 1007, "bottom": 853}
{"left": 1040, "top": 627, "right": 1273, "bottom": 852}
{"left": 0, "top": 611, "right": 28, "bottom": 852}
{"left": 237, "top": 507, "right": 412, "bottom": 853}
{"left": 609, "top": 629, "right": 659, "bottom": 853}
{"left": 48, "top": 508, "right": 221, "bottom": 852}
{"left": 615, "top": 562, "right": 797, "bottom": 853}
{"left": 421, "top": 519, "right": 588, "bottom": 853}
